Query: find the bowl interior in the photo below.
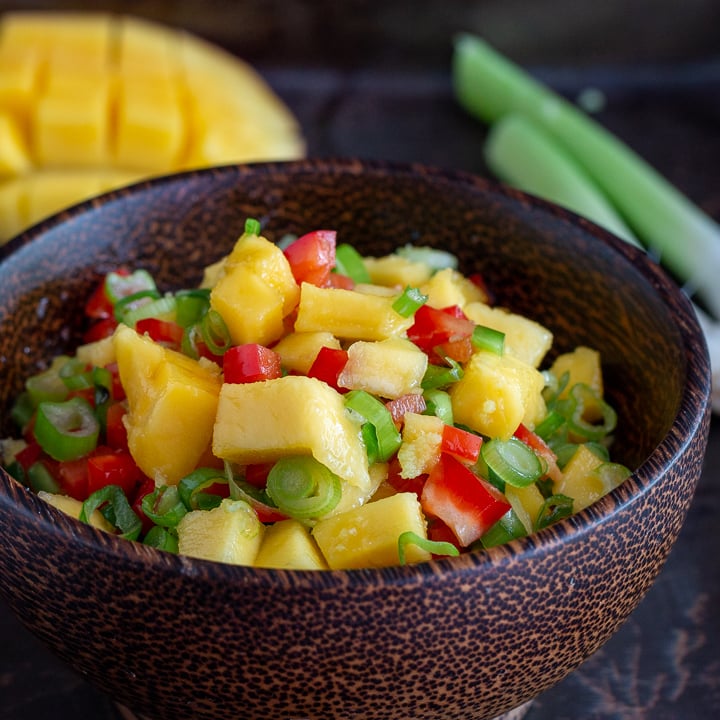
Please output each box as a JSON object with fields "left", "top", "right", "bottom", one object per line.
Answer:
{"left": 0, "top": 160, "right": 693, "bottom": 474}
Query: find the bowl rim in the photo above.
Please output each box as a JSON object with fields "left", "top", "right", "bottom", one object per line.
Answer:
{"left": 0, "top": 157, "right": 712, "bottom": 587}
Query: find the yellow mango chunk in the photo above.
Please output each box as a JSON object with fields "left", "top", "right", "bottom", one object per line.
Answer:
{"left": 397, "top": 413, "right": 444, "bottom": 479}
{"left": 0, "top": 49, "right": 40, "bottom": 121}
{"left": 338, "top": 338, "right": 428, "bottom": 399}
{"left": 272, "top": 331, "right": 341, "bottom": 375}
{"left": 114, "top": 325, "right": 222, "bottom": 485}
{"left": 0, "top": 112, "right": 31, "bottom": 176}
{"left": 550, "top": 346, "right": 603, "bottom": 397}
{"left": 177, "top": 499, "right": 264, "bottom": 565}
{"left": 210, "top": 266, "right": 285, "bottom": 346}
{"left": 213, "top": 375, "right": 371, "bottom": 493}
{"left": 294, "top": 283, "right": 413, "bottom": 341}
{"left": 555, "top": 444, "right": 605, "bottom": 513}
{"left": 37, "top": 490, "right": 113, "bottom": 532}
{"left": 464, "top": 302, "right": 553, "bottom": 369}
{"left": 224, "top": 233, "right": 299, "bottom": 315}
{"left": 312, "top": 492, "right": 431, "bottom": 569}
{"left": 505, "top": 483, "right": 545, "bottom": 534}
{"left": 75, "top": 336, "right": 116, "bottom": 368}
{"left": 421, "top": 267, "right": 488, "bottom": 309}
{"left": 363, "top": 254, "right": 433, "bottom": 288}
{"left": 117, "top": 16, "right": 178, "bottom": 78}
{"left": 450, "top": 351, "right": 545, "bottom": 440}
{"left": 254, "top": 519, "right": 328, "bottom": 570}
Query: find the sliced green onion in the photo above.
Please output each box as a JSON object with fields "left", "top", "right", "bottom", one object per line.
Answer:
{"left": 592, "top": 462, "right": 632, "bottom": 495}
{"left": 396, "top": 245, "right": 459, "bottom": 272}
{"left": 4, "top": 460, "right": 24, "bottom": 484}
{"left": 114, "top": 289, "right": 162, "bottom": 323}
{"left": 397, "top": 531, "right": 460, "bottom": 565}
{"left": 563, "top": 383, "right": 617, "bottom": 442}
{"left": 181, "top": 324, "right": 202, "bottom": 359}
{"left": 143, "top": 526, "right": 179, "bottom": 553}
{"left": 480, "top": 508, "right": 528, "bottom": 548}
{"left": 481, "top": 437, "right": 543, "bottom": 489}
{"left": 141, "top": 485, "right": 188, "bottom": 528}
{"left": 244, "top": 217, "right": 262, "bottom": 236}
{"left": 33, "top": 397, "right": 100, "bottom": 462}
{"left": 392, "top": 286, "right": 428, "bottom": 317}
{"left": 453, "top": 33, "right": 720, "bottom": 317}
{"left": 533, "top": 410, "right": 566, "bottom": 441}
{"left": 27, "top": 461, "right": 61, "bottom": 493}
{"left": 471, "top": 325, "right": 505, "bottom": 355}
{"left": 174, "top": 289, "right": 211, "bottom": 327}
{"left": 105, "top": 269, "right": 157, "bottom": 305}
{"left": 422, "top": 388, "right": 454, "bottom": 425}
{"left": 121, "top": 294, "right": 177, "bottom": 328}
{"left": 421, "top": 358, "right": 464, "bottom": 390}
{"left": 360, "top": 422, "right": 380, "bottom": 466}
{"left": 81, "top": 485, "right": 142, "bottom": 540}
{"left": 335, "top": 243, "right": 371, "bottom": 283}
{"left": 59, "top": 358, "right": 94, "bottom": 391}
{"left": 199, "top": 309, "right": 231, "bottom": 355}
{"left": 178, "top": 467, "right": 228, "bottom": 511}
{"left": 265, "top": 456, "right": 342, "bottom": 520}
{"left": 534, "top": 493, "right": 574, "bottom": 531}
{"left": 11, "top": 392, "right": 36, "bottom": 430}
{"left": 344, "top": 389, "right": 402, "bottom": 462}
{"left": 25, "top": 357, "right": 71, "bottom": 405}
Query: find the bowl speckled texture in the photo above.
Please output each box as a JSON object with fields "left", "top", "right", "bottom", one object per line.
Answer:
{"left": 0, "top": 159, "right": 711, "bottom": 720}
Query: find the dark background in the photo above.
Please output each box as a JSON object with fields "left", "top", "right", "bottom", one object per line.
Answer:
{"left": 1, "top": 1, "right": 719, "bottom": 719}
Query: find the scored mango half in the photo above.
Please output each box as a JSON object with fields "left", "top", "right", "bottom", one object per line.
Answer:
{"left": 0, "top": 11, "right": 305, "bottom": 243}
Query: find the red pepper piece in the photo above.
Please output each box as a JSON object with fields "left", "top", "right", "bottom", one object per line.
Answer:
{"left": 307, "top": 346, "right": 349, "bottom": 392}
{"left": 132, "top": 477, "right": 158, "bottom": 535}
{"left": 407, "top": 304, "right": 475, "bottom": 362}
{"left": 83, "top": 317, "right": 118, "bottom": 343}
{"left": 58, "top": 457, "right": 90, "bottom": 500}
{"left": 244, "top": 462, "right": 275, "bottom": 489}
{"left": 135, "top": 318, "right": 184, "bottom": 350}
{"left": 385, "top": 393, "right": 427, "bottom": 428}
{"left": 386, "top": 456, "right": 426, "bottom": 499}
{"left": 427, "top": 518, "right": 463, "bottom": 554}
{"left": 87, "top": 450, "right": 144, "bottom": 498}
{"left": 15, "top": 441, "right": 43, "bottom": 473}
{"left": 324, "top": 272, "right": 355, "bottom": 290}
{"left": 84, "top": 270, "right": 128, "bottom": 319}
{"left": 441, "top": 424, "right": 483, "bottom": 464}
{"left": 105, "top": 402, "right": 129, "bottom": 452}
{"left": 283, "top": 230, "right": 337, "bottom": 287}
{"left": 421, "top": 453, "right": 511, "bottom": 547}
{"left": 223, "top": 344, "right": 283, "bottom": 384}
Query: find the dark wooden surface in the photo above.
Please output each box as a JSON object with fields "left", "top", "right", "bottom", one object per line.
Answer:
{"left": 1, "top": 3, "right": 720, "bottom": 718}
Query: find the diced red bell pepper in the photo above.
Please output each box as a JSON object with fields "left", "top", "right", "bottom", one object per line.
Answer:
{"left": 135, "top": 318, "right": 184, "bottom": 350}
{"left": 407, "top": 304, "right": 476, "bottom": 362}
{"left": 441, "top": 424, "right": 483, "bottom": 464}
{"left": 324, "top": 272, "right": 355, "bottom": 290}
{"left": 14, "top": 441, "right": 43, "bottom": 473}
{"left": 87, "top": 450, "right": 144, "bottom": 498}
{"left": 513, "top": 423, "right": 562, "bottom": 483}
{"left": 385, "top": 393, "right": 427, "bottom": 427}
{"left": 132, "top": 477, "right": 158, "bottom": 535}
{"left": 427, "top": 518, "right": 463, "bottom": 554}
{"left": 244, "top": 462, "right": 274, "bottom": 489}
{"left": 283, "top": 230, "right": 337, "bottom": 287}
{"left": 386, "top": 456, "right": 427, "bottom": 499}
{"left": 83, "top": 317, "right": 118, "bottom": 343}
{"left": 307, "top": 346, "right": 348, "bottom": 392}
{"left": 104, "top": 363, "right": 125, "bottom": 402}
{"left": 223, "top": 343, "right": 283, "bottom": 384}
{"left": 58, "top": 457, "right": 90, "bottom": 500}
{"left": 105, "top": 402, "right": 129, "bottom": 452}
{"left": 421, "top": 453, "right": 511, "bottom": 547}
{"left": 84, "top": 271, "right": 128, "bottom": 320}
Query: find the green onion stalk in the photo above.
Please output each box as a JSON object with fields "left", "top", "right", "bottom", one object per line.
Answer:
{"left": 452, "top": 34, "right": 720, "bottom": 410}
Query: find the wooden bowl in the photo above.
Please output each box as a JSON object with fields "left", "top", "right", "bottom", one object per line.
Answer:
{"left": 0, "top": 159, "right": 711, "bottom": 720}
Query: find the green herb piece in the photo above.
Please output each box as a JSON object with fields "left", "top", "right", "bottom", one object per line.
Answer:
{"left": 178, "top": 467, "right": 228, "bottom": 511}
{"left": 244, "top": 217, "right": 262, "bottom": 236}
{"left": 335, "top": 243, "right": 371, "bottom": 283}
{"left": 421, "top": 358, "right": 464, "bottom": 390}
{"left": 481, "top": 437, "right": 543, "bottom": 489}
{"left": 392, "top": 286, "right": 428, "bottom": 317}
{"left": 397, "top": 531, "right": 460, "bottom": 565}
{"left": 33, "top": 397, "right": 100, "bottom": 461}
{"left": 344, "top": 389, "right": 402, "bottom": 462}
{"left": 471, "top": 325, "right": 505, "bottom": 355}
{"left": 81, "top": 485, "right": 142, "bottom": 540}
{"left": 143, "top": 526, "right": 179, "bottom": 553}
{"left": 422, "top": 388, "right": 454, "bottom": 425}
{"left": 199, "top": 309, "right": 231, "bottom": 355}
{"left": 141, "top": 485, "right": 188, "bottom": 528}
{"left": 534, "top": 493, "right": 574, "bottom": 531}
{"left": 480, "top": 508, "right": 528, "bottom": 548}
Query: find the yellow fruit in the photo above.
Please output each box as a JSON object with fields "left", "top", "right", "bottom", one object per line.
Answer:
{"left": 37, "top": 490, "right": 114, "bottom": 532}
{"left": 555, "top": 444, "right": 605, "bottom": 512}
{"left": 312, "top": 492, "right": 431, "bottom": 569}
{"left": 421, "top": 267, "right": 488, "bottom": 309}
{"left": 549, "top": 346, "right": 603, "bottom": 397}
{"left": 113, "top": 325, "right": 222, "bottom": 485}
{"left": 272, "top": 331, "right": 341, "bottom": 375}
{"left": 397, "top": 412, "right": 444, "bottom": 479}
{"left": 177, "top": 498, "right": 264, "bottom": 565}
{"left": 0, "top": 11, "right": 304, "bottom": 243}
{"left": 213, "top": 375, "right": 371, "bottom": 494}
{"left": 363, "top": 254, "right": 434, "bottom": 288}
{"left": 254, "top": 519, "right": 328, "bottom": 570}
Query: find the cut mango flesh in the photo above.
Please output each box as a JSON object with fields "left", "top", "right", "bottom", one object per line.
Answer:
{"left": 0, "top": 11, "right": 305, "bottom": 243}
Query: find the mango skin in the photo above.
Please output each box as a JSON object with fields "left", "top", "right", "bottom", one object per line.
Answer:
{"left": 113, "top": 324, "right": 222, "bottom": 486}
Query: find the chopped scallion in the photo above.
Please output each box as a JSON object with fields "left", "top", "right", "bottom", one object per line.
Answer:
{"left": 397, "top": 531, "right": 460, "bottom": 565}
{"left": 471, "top": 325, "right": 505, "bottom": 355}
{"left": 481, "top": 437, "right": 543, "bottom": 489}
{"left": 344, "top": 389, "right": 402, "bottom": 462}
{"left": 81, "top": 485, "right": 142, "bottom": 540}
{"left": 392, "top": 286, "right": 428, "bottom": 317}
{"left": 335, "top": 243, "right": 371, "bottom": 283}
{"left": 421, "top": 359, "right": 464, "bottom": 390}
{"left": 244, "top": 217, "right": 262, "bottom": 236}
{"left": 33, "top": 397, "right": 100, "bottom": 461}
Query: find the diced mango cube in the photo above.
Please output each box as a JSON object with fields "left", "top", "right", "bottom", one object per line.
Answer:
{"left": 254, "top": 519, "right": 328, "bottom": 570}
{"left": 224, "top": 233, "right": 299, "bottom": 315}
{"left": 75, "top": 336, "right": 115, "bottom": 368}
{"left": 338, "top": 338, "right": 428, "bottom": 399}
{"left": 114, "top": 325, "right": 222, "bottom": 485}
{"left": 464, "top": 302, "right": 553, "bottom": 368}
{"left": 549, "top": 346, "right": 603, "bottom": 397}
{"left": 363, "top": 254, "right": 433, "bottom": 288}
{"left": 210, "top": 265, "right": 285, "bottom": 346}
{"left": 421, "top": 267, "right": 488, "bottom": 309}
{"left": 177, "top": 499, "right": 264, "bottom": 565}
{"left": 397, "top": 412, "right": 443, "bottom": 479}
{"left": 272, "top": 331, "right": 341, "bottom": 375}
{"left": 450, "top": 351, "right": 545, "bottom": 439}
{"left": 555, "top": 444, "right": 605, "bottom": 512}
{"left": 312, "top": 492, "right": 431, "bottom": 569}
{"left": 0, "top": 49, "right": 40, "bottom": 121}
{"left": 505, "top": 483, "right": 545, "bottom": 534}
{"left": 117, "top": 16, "right": 178, "bottom": 79}
{"left": 213, "top": 375, "right": 371, "bottom": 493}
{"left": 294, "top": 283, "right": 413, "bottom": 341}
{"left": 0, "top": 112, "right": 31, "bottom": 176}
{"left": 37, "top": 490, "right": 113, "bottom": 532}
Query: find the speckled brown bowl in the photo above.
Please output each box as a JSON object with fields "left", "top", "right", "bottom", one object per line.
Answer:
{"left": 0, "top": 159, "right": 711, "bottom": 720}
